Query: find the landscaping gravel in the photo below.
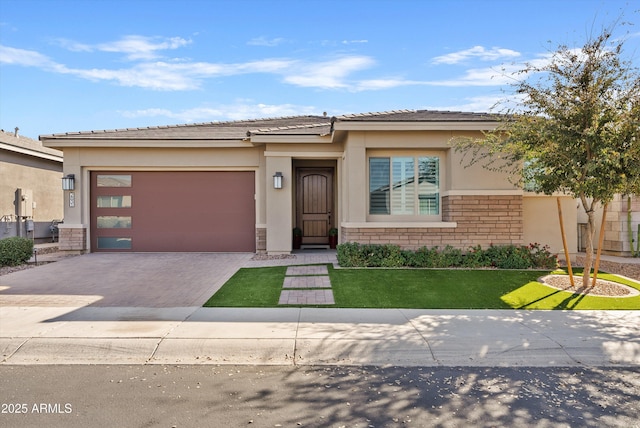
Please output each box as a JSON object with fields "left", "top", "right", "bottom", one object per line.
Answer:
{"left": 541, "top": 274, "right": 639, "bottom": 297}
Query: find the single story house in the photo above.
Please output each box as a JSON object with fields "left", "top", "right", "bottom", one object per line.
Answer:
{"left": 1, "top": 128, "right": 64, "bottom": 242}
{"left": 40, "top": 110, "right": 577, "bottom": 255}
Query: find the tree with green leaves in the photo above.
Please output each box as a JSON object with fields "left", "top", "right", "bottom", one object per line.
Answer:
{"left": 453, "top": 24, "right": 640, "bottom": 287}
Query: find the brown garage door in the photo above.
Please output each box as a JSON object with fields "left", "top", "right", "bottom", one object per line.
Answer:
{"left": 90, "top": 171, "right": 255, "bottom": 252}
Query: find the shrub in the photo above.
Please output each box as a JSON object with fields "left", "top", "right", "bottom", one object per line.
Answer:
{"left": 527, "top": 242, "right": 559, "bottom": 269}
{"left": 337, "top": 243, "right": 406, "bottom": 267}
{"left": 484, "top": 244, "right": 531, "bottom": 269}
{"left": 462, "top": 245, "right": 490, "bottom": 268}
{"left": 0, "top": 237, "right": 34, "bottom": 267}
{"left": 336, "top": 242, "right": 366, "bottom": 267}
{"left": 404, "top": 246, "right": 438, "bottom": 267}
{"left": 437, "top": 246, "right": 464, "bottom": 267}
{"left": 379, "top": 245, "right": 406, "bottom": 267}
{"left": 336, "top": 242, "right": 558, "bottom": 269}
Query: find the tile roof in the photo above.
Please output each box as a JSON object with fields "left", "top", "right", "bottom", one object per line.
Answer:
{"left": 41, "top": 115, "right": 330, "bottom": 140}
{"left": 335, "top": 109, "right": 498, "bottom": 122}
{"left": 39, "top": 109, "right": 498, "bottom": 141}
{"left": 1, "top": 130, "right": 63, "bottom": 158}
{"left": 247, "top": 122, "right": 332, "bottom": 136}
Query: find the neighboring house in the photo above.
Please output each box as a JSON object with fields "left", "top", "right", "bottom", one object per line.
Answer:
{"left": 40, "top": 110, "right": 578, "bottom": 255}
{"left": 1, "top": 128, "right": 64, "bottom": 242}
{"left": 577, "top": 195, "right": 640, "bottom": 257}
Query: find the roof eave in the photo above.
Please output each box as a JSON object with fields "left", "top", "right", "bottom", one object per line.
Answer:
{"left": 40, "top": 138, "right": 254, "bottom": 149}
{"left": 0, "top": 142, "right": 64, "bottom": 162}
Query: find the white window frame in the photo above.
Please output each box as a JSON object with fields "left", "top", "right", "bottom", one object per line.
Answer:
{"left": 367, "top": 151, "right": 443, "bottom": 222}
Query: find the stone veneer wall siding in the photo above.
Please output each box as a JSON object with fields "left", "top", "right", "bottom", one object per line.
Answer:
{"left": 602, "top": 195, "right": 640, "bottom": 256}
{"left": 341, "top": 194, "right": 524, "bottom": 250}
{"left": 59, "top": 227, "right": 87, "bottom": 252}
{"left": 256, "top": 227, "right": 267, "bottom": 253}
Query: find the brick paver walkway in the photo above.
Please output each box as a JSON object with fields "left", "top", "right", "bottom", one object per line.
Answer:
{"left": 278, "top": 264, "right": 335, "bottom": 305}
{"left": 286, "top": 266, "right": 329, "bottom": 276}
{"left": 278, "top": 289, "right": 335, "bottom": 305}
{"left": 283, "top": 276, "right": 332, "bottom": 289}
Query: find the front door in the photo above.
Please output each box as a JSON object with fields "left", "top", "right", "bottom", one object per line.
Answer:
{"left": 296, "top": 168, "right": 333, "bottom": 245}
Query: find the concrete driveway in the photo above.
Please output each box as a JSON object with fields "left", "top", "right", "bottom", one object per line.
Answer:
{"left": 0, "top": 253, "right": 253, "bottom": 308}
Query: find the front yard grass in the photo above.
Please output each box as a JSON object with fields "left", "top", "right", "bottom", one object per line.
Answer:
{"left": 203, "top": 265, "right": 640, "bottom": 310}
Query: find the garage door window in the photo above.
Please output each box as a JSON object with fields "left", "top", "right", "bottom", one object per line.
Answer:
{"left": 97, "top": 175, "right": 131, "bottom": 187}
{"left": 97, "top": 237, "right": 132, "bottom": 249}
{"left": 97, "top": 216, "right": 132, "bottom": 228}
{"left": 97, "top": 196, "right": 132, "bottom": 208}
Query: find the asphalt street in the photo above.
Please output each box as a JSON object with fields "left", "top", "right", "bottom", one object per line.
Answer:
{"left": 1, "top": 365, "right": 639, "bottom": 428}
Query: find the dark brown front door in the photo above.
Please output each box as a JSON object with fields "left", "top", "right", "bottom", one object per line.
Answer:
{"left": 296, "top": 168, "right": 333, "bottom": 245}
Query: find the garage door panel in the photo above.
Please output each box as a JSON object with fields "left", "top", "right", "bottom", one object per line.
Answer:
{"left": 91, "top": 171, "right": 255, "bottom": 252}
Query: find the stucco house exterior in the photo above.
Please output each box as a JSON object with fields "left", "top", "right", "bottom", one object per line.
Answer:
{"left": 40, "top": 110, "right": 577, "bottom": 255}
{"left": 1, "top": 128, "right": 64, "bottom": 243}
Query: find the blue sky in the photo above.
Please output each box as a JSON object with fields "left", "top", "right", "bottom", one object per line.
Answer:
{"left": 1, "top": 0, "right": 638, "bottom": 139}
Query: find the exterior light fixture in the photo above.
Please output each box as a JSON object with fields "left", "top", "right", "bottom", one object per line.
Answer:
{"left": 62, "top": 174, "right": 75, "bottom": 191}
{"left": 273, "top": 172, "right": 283, "bottom": 189}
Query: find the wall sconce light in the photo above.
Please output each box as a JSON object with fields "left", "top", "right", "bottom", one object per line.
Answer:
{"left": 273, "top": 172, "right": 283, "bottom": 189}
{"left": 62, "top": 174, "right": 75, "bottom": 191}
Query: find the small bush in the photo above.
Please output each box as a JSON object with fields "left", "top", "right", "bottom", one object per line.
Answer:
{"left": 379, "top": 245, "right": 406, "bottom": 267}
{"left": 527, "top": 242, "right": 558, "bottom": 269}
{"left": 336, "top": 242, "right": 558, "bottom": 269}
{"left": 462, "top": 245, "right": 490, "bottom": 268}
{"left": 483, "top": 245, "right": 528, "bottom": 269}
{"left": 336, "top": 242, "right": 367, "bottom": 267}
{"left": 337, "top": 243, "right": 406, "bottom": 267}
{"left": 404, "top": 246, "right": 438, "bottom": 267}
{"left": 0, "top": 237, "right": 34, "bottom": 267}
{"left": 437, "top": 246, "right": 464, "bottom": 267}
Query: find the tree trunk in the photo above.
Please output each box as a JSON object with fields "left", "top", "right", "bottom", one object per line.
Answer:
{"left": 580, "top": 196, "right": 596, "bottom": 288}
{"left": 557, "top": 198, "right": 574, "bottom": 286}
{"left": 628, "top": 195, "right": 633, "bottom": 256}
{"left": 592, "top": 203, "right": 608, "bottom": 287}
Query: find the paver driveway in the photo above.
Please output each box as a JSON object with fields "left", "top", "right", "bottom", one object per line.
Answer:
{"left": 0, "top": 253, "right": 253, "bottom": 307}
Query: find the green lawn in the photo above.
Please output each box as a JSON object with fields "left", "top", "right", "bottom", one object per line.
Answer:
{"left": 203, "top": 265, "right": 640, "bottom": 310}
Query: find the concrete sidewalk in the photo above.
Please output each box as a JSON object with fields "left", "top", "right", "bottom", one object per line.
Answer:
{"left": 1, "top": 307, "right": 638, "bottom": 367}
{"left": 1, "top": 249, "right": 639, "bottom": 367}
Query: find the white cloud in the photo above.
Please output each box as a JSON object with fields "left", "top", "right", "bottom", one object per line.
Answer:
{"left": 224, "top": 103, "right": 319, "bottom": 119}
{"left": 56, "top": 35, "right": 192, "bottom": 60}
{"left": 2, "top": 40, "right": 532, "bottom": 93}
{"left": 228, "top": 59, "right": 295, "bottom": 74}
{"left": 424, "top": 95, "right": 506, "bottom": 113}
{"left": 355, "top": 78, "right": 420, "bottom": 91}
{"left": 342, "top": 39, "right": 368, "bottom": 44}
{"left": 119, "top": 102, "right": 319, "bottom": 123}
{"left": 2, "top": 41, "right": 374, "bottom": 91}
{"left": 432, "top": 46, "right": 521, "bottom": 65}
{"left": 66, "top": 63, "right": 201, "bottom": 90}
{"left": 283, "top": 56, "right": 375, "bottom": 89}
{"left": 0, "top": 43, "right": 294, "bottom": 90}
{"left": 98, "top": 35, "right": 191, "bottom": 60}
{"left": 54, "top": 38, "right": 93, "bottom": 52}
{"left": 426, "top": 64, "right": 521, "bottom": 87}
{"left": 0, "top": 45, "right": 57, "bottom": 67}
{"left": 350, "top": 65, "right": 518, "bottom": 91}
{"left": 247, "top": 36, "right": 286, "bottom": 47}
